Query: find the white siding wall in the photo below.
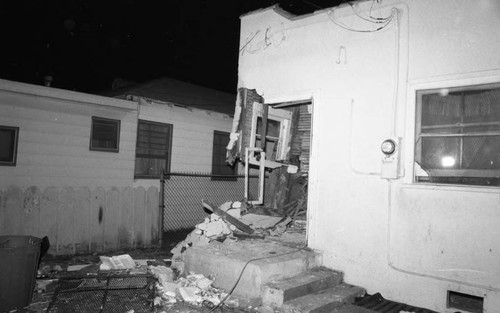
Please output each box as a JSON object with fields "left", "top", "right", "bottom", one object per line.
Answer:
{"left": 134, "top": 98, "right": 235, "bottom": 190}
{"left": 0, "top": 80, "right": 163, "bottom": 255}
{"left": 0, "top": 80, "right": 138, "bottom": 189}
{"left": 238, "top": 1, "right": 500, "bottom": 311}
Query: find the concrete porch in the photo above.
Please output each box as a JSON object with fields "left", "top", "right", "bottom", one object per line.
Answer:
{"left": 184, "top": 233, "right": 366, "bottom": 312}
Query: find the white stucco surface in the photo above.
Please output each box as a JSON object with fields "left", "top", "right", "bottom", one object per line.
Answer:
{"left": 238, "top": 0, "right": 500, "bottom": 311}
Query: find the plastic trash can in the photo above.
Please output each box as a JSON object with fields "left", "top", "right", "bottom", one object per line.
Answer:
{"left": 0, "top": 235, "right": 41, "bottom": 312}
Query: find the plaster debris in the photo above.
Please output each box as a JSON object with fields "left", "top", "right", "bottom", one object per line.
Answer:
{"left": 149, "top": 265, "right": 175, "bottom": 286}
{"left": 177, "top": 286, "right": 201, "bottom": 303}
{"left": 99, "top": 254, "right": 136, "bottom": 270}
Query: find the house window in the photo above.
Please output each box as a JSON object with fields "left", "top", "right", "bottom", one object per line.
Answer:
{"left": 212, "top": 131, "right": 237, "bottom": 180}
{"left": 90, "top": 117, "right": 120, "bottom": 152}
{"left": 135, "top": 120, "right": 172, "bottom": 179}
{"left": 415, "top": 83, "right": 500, "bottom": 186}
{"left": 0, "top": 126, "right": 19, "bottom": 166}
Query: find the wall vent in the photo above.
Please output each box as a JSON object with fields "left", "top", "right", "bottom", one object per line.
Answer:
{"left": 447, "top": 290, "right": 483, "bottom": 313}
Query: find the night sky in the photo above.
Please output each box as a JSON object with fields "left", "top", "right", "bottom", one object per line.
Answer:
{"left": 0, "top": 0, "right": 344, "bottom": 94}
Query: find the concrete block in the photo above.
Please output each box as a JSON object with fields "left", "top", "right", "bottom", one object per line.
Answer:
{"left": 177, "top": 286, "right": 200, "bottom": 303}
{"left": 262, "top": 268, "right": 343, "bottom": 306}
{"left": 281, "top": 284, "right": 365, "bottom": 313}
{"left": 184, "top": 241, "right": 321, "bottom": 299}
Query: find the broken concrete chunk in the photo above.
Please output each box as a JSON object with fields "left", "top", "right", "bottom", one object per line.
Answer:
{"left": 162, "top": 281, "right": 180, "bottom": 294}
{"left": 226, "top": 208, "right": 241, "bottom": 219}
{"left": 194, "top": 276, "right": 213, "bottom": 291}
{"left": 149, "top": 266, "right": 175, "bottom": 286}
{"left": 177, "top": 286, "right": 201, "bottom": 303}
{"left": 205, "top": 219, "right": 225, "bottom": 237}
{"left": 153, "top": 296, "right": 162, "bottom": 306}
{"left": 99, "top": 256, "right": 117, "bottom": 270}
{"left": 219, "top": 201, "right": 232, "bottom": 212}
{"left": 232, "top": 201, "right": 242, "bottom": 208}
{"left": 196, "top": 222, "right": 208, "bottom": 231}
{"left": 99, "top": 254, "right": 136, "bottom": 270}
{"left": 191, "top": 234, "right": 210, "bottom": 247}
{"left": 114, "top": 254, "right": 136, "bottom": 269}
{"left": 171, "top": 261, "right": 185, "bottom": 276}
{"left": 210, "top": 213, "right": 221, "bottom": 222}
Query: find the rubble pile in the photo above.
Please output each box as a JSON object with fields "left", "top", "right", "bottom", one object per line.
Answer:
{"left": 170, "top": 200, "right": 295, "bottom": 261}
{"left": 151, "top": 268, "right": 234, "bottom": 310}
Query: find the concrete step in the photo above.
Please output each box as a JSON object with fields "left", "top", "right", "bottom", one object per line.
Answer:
{"left": 184, "top": 240, "right": 321, "bottom": 299}
{"left": 262, "top": 267, "right": 343, "bottom": 306}
{"left": 280, "top": 284, "right": 365, "bottom": 313}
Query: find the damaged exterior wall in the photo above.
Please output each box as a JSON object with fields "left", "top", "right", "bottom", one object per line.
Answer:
{"left": 237, "top": 0, "right": 500, "bottom": 312}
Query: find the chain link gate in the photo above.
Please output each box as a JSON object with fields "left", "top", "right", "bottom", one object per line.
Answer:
{"left": 160, "top": 172, "right": 268, "bottom": 232}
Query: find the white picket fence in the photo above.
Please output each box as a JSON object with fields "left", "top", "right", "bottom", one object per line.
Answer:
{"left": 0, "top": 186, "right": 160, "bottom": 255}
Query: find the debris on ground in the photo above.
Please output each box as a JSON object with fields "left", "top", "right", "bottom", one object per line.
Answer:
{"left": 170, "top": 200, "right": 299, "bottom": 261}
{"left": 153, "top": 270, "right": 232, "bottom": 309}
{"left": 99, "top": 254, "right": 135, "bottom": 270}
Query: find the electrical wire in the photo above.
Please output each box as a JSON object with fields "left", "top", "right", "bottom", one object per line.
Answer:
{"left": 209, "top": 244, "right": 309, "bottom": 312}
{"left": 349, "top": 3, "right": 392, "bottom": 24}
{"left": 327, "top": 6, "right": 397, "bottom": 33}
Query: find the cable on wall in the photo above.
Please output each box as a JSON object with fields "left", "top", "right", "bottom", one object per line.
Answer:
{"left": 327, "top": 5, "right": 397, "bottom": 33}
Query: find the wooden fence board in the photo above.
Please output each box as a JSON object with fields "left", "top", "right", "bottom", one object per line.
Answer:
{"left": 57, "top": 187, "right": 75, "bottom": 255}
{"left": 74, "top": 187, "right": 91, "bottom": 254}
{"left": 133, "top": 187, "right": 146, "bottom": 248}
{"left": 119, "top": 187, "right": 134, "bottom": 249}
{"left": 40, "top": 187, "right": 59, "bottom": 254}
{"left": 105, "top": 188, "right": 120, "bottom": 251}
{"left": 21, "top": 186, "right": 40, "bottom": 237}
{"left": 90, "top": 187, "right": 106, "bottom": 253}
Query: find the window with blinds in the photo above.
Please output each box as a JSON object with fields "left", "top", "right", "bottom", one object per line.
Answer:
{"left": 134, "top": 120, "right": 173, "bottom": 179}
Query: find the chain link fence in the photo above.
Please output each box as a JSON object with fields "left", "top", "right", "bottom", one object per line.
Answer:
{"left": 160, "top": 172, "right": 269, "bottom": 232}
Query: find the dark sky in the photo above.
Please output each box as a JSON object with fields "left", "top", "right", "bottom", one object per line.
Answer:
{"left": 0, "top": 0, "right": 344, "bottom": 94}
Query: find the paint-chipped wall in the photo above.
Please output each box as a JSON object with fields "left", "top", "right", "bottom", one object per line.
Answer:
{"left": 238, "top": 0, "right": 500, "bottom": 311}
{"left": 0, "top": 186, "right": 159, "bottom": 255}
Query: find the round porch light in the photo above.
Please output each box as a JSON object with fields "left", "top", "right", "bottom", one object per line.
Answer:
{"left": 381, "top": 139, "right": 396, "bottom": 155}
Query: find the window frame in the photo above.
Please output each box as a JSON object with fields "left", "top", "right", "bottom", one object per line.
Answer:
{"left": 211, "top": 130, "right": 238, "bottom": 181}
{"left": 90, "top": 116, "right": 120, "bottom": 153}
{"left": 249, "top": 103, "right": 292, "bottom": 162}
{"left": 0, "top": 125, "right": 19, "bottom": 166}
{"left": 134, "top": 119, "right": 173, "bottom": 179}
{"left": 414, "top": 82, "right": 500, "bottom": 186}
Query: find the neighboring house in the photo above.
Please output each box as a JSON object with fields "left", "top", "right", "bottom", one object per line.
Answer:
{"left": 104, "top": 78, "right": 242, "bottom": 231}
{"left": 105, "top": 77, "right": 237, "bottom": 190}
{"left": 0, "top": 77, "right": 237, "bottom": 254}
{"left": 229, "top": 1, "right": 500, "bottom": 312}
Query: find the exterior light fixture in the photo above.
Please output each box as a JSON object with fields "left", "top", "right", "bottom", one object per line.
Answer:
{"left": 381, "top": 139, "right": 396, "bottom": 155}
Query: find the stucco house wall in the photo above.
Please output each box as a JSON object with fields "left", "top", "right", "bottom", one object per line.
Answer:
{"left": 237, "top": 0, "right": 500, "bottom": 311}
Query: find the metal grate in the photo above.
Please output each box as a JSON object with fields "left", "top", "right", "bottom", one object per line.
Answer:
{"left": 46, "top": 274, "right": 154, "bottom": 313}
{"left": 160, "top": 172, "right": 269, "bottom": 231}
